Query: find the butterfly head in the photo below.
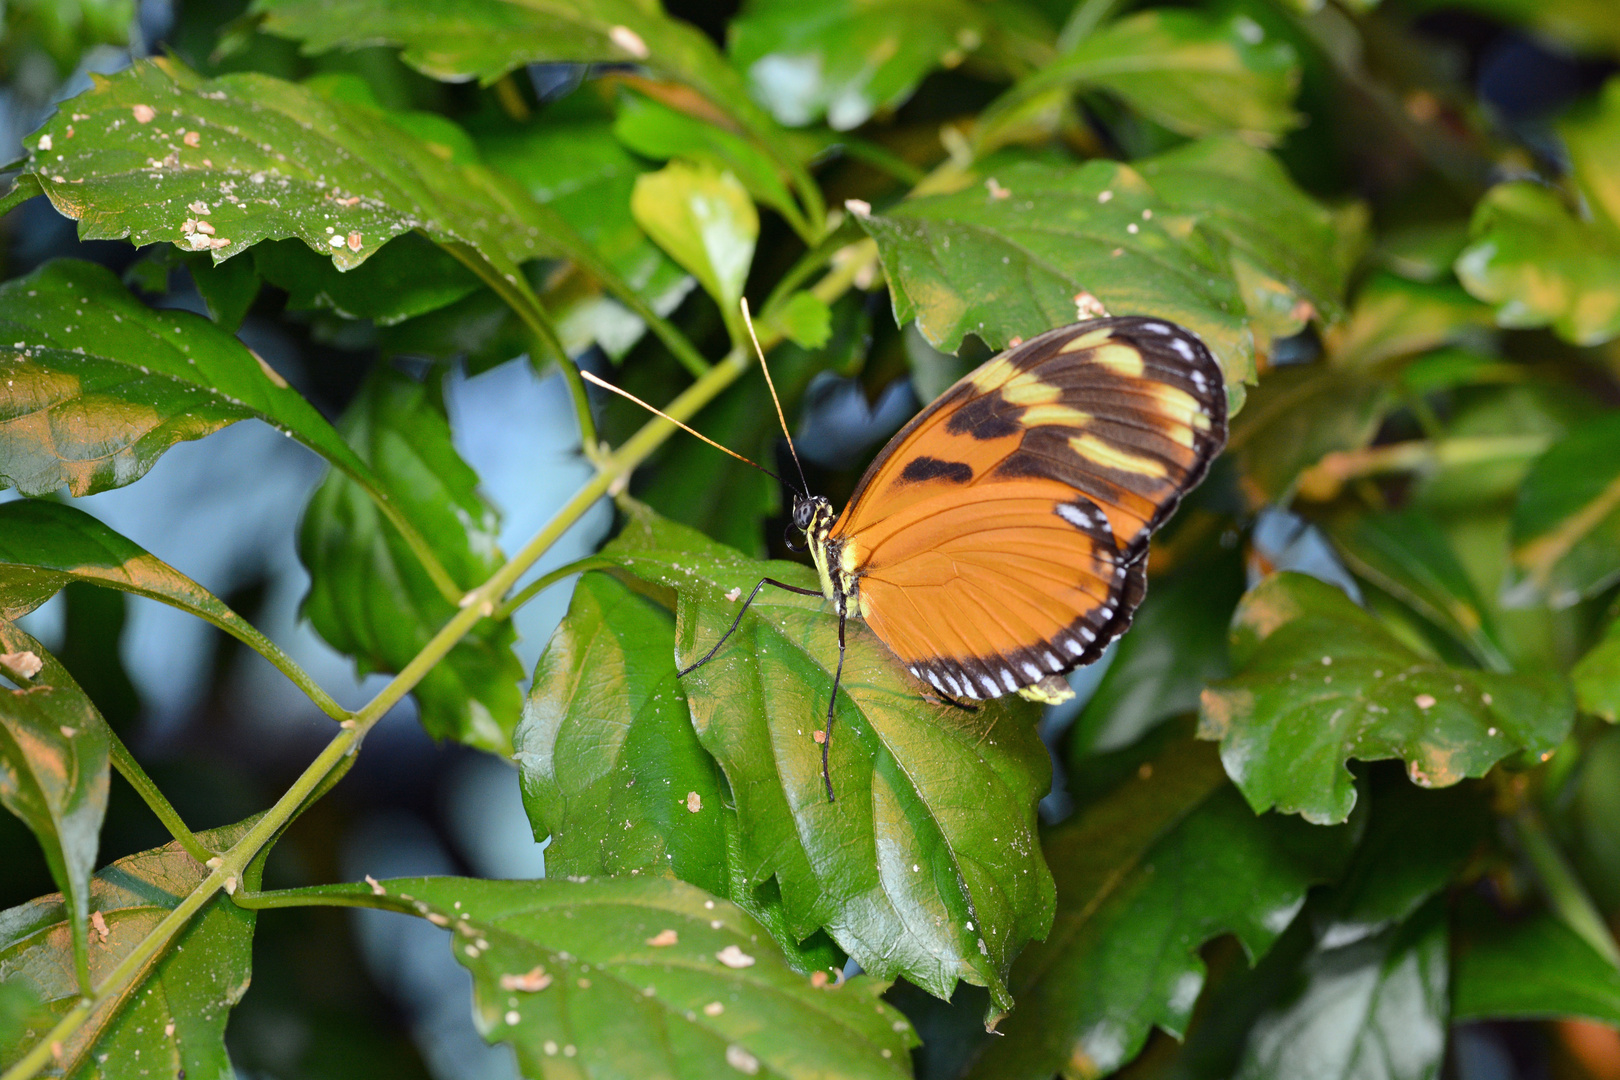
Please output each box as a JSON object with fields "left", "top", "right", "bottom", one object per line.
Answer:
{"left": 791, "top": 493, "right": 844, "bottom": 606}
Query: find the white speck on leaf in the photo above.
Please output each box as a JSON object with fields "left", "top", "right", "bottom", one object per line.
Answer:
{"left": 716, "top": 945, "right": 755, "bottom": 968}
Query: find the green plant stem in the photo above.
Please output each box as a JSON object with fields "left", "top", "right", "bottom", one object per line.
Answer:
{"left": 1057, "top": 0, "right": 1124, "bottom": 50}
{"left": 1516, "top": 806, "right": 1620, "bottom": 968}
{"left": 108, "top": 733, "right": 214, "bottom": 863}
{"left": 494, "top": 556, "right": 621, "bottom": 621}
{"left": 0, "top": 239, "right": 882, "bottom": 1080}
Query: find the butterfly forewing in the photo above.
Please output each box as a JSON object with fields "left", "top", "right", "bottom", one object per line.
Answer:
{"left": 832, "top": 317, "right": 1226, "bottom": 699}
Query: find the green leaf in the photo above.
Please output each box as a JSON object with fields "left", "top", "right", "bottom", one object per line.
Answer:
{"left": 479, "top": 111, "right": 693, "bottom": 362}
{"left": 1199, "top": 572, "right": 1573, "bottom": 824}
{"left": 1453, "top": 907, "right": 1620, "bottom": 1025}
{"left": 983, "top": 10, "right": 1299, "bottom": 148}
{"left": 1506, "top": 413, "right": 1620, "bottom": 609}
{"left": 1456, "top": 79, "right": 1620, "bottom": 346}
{"left": 729, "top": 0, "right": 989, "bottom": 131}
{"left": 858, "top": 139, "right": 1348, "bottom": 390}
{"left": 961, "top": 737, "right": 1350, "bottom": 1080}
{"left": 614, "top": 89, "right": 806, "bottom": 238}
{"left": 1227, "top": 274, "right": 1489, "bottom": 502}
{"left": 1574, "top": 613, "right": 1620, "bottom": 721}
{"left": 1455, "top": 181, "right": 1620, "bottom": 346}
{"left": 517, "top": 571, "right": 840, "bottom": 973}
{"left": 1328, "top": 509, "right": 1510, "bottom": 671}
{"left": 567, "top": 505, "right": 1054, "bottom": 1012}
{"left": 299, "top": 367, "right": 523, "bottom": 755}
{"left": 184, "top": 249, "right": 260, "bottom": 332}
{"left": 1137, "top": 138, "right": 1352, "bottom": 330}
{"left": 339, "top": 875, "right": 914, "bottom": 1079}
{"left": 0, "top": 621, "right": 108, "bottom": 998}
{"left": 0, "top": 258, "right": 370, "bottom": 498}
{"left": 768, "top": 291, "right": 834, "bottom": 351}
{"left": 23, "top": 58, "right": 563, "bottom": 288}
{"left": 0, "top": 499, "right": 337, "bottom": 714}
{"left": 1236, "top": 898, "right": 1448, "bottom": 1080}
{"left": 1071, "top": 546, "right": 1247, "bottom": 757}
{"left": 631, "top": 160, "right": 758, "bottom": 336}
{"left": 253, "top": 233, "right": 482, "bottom": 326}
{"left": 250, "top": 0, "right": 822, "bottom": 227}
{"left": 0, "top": 818, "right": 258, "bottom": 1077}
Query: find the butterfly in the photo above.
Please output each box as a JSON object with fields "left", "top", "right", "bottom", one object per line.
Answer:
{"left": 585, "top": 313, "right": 1227, "bottom": 800}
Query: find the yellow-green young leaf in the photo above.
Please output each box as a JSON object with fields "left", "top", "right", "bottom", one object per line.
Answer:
{"left": 1506, "top": 413, "right": 1620, "bottom": 609}
{"left": 1456, "top": 78, "right": 1620, "bottom": 346}
{"left": 632, "top": 161, "right": 758, "bottom": 330}
{"left": 981, "top": 9, "right": 1299, "bottom": 149}
{"left": 0, "top": 259, "right": 378, "bottom": 499}
{"left": 960, "top": 737, "right": 1350, "bottom": 1080}
{"left": 1574, "top": 614, "right": 1620, "bottom": 721}
{"left": 0, "top": 818, "right": 258, "bottom": 1078}
{"left": 299, "top": 368, "right": 523, "bottom": 755}
{"left": 568, "top": 505, "right": 1054, "bottom": 1013}
{"left": 1455, "top": 182, "right": 1620, "bottom": 346}
{"left": 730, "top": 0, "right": 990, "bottom": 131}
{"left": 1198, "top": 572, "right": 1573, "bottom": 824}
{"left": 319, "top": 876, "right": 915, "bottom": 1080}
{"left": 0, "top": 622, "right": 108, "bottom": 999}
{"left": 767, "top": 291, "right": 833, "bottom": 350}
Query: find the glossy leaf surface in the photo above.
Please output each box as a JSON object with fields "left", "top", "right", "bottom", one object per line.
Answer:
{"left": 859, "top": 138, "right": 1349, "bottom": 389}
{"left": 0, "top": 259, "right": 374, "bottom": 498}
{"left": 631, "top": 160, "right": 758, "bottom": 332}
{"left": 731, "top": 0, "right": 989, "bottom": 131}
{"left": 556, "top": 505, "right": 1055, "bottom": 1011}
{"left": 0, "top": 818, "right": 258, "bottom": 1077}
{"left": 987, "top": 10, "right": 1298, "bottom": 147}
{"left": 351, "top": 875, "right": 915, "bottom": 1080}
{"left": 1236, "top": 900, "right": 1448, "bottom": 1080}
{"left": 1199, "top": 573, "right": 1573, "bottom": 823}
{"left": 962, "top": 737, "right": 1349, "bottom": 1080}
{"left": 0, "top": 621, "right": 108, "bottom": 998}
{"left": 299, "top": 368, "right": 522, "bottom": 754}
{"left": 517, "top": 571, "right": 841, "bottom": 973}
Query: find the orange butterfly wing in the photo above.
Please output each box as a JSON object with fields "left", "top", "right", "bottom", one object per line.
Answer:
{"left": 831, "top": 317, "right": 1227, "bottom": 700}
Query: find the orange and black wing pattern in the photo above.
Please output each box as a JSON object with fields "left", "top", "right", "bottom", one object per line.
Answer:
{"left": 832, "top": 317, "right": 1227, "bottom": 701}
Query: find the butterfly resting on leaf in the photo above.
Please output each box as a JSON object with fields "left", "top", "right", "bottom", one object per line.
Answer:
{"left": 585, "top": 313, "right": 1227, "bottom": 802}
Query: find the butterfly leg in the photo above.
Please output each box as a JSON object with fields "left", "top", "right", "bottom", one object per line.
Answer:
{"left": 821, "top": 611, "right": 847, "bottom": 804}
{"left": 920, "top": 690, "right": 978, "bottom": 713}
{"left": 678, "top": 577, "right": 823, "bottom": 678}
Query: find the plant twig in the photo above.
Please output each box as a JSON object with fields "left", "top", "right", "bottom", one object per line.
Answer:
{"left": 107, "top": 733, "right": 214, "bottom": 864}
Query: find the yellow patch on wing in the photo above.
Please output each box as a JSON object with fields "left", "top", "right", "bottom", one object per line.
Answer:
{"left": 1146, "top": 384, "right": 1212, "bottom": 446}
{"left": 1057, "top": 327, "right": 1116, "bottom": 353}
{"left": 1020, "top": 403, "right": 1093, "bottom": 427}
{"left": 1000, "top": 370, "right": 1062, "bottom": 405}
{"left": 1090, "top": 343, "right": 1145, "bottom": 377}
{"left": 968, "top": 355, "right": 1018, "bottom": 392}
{"left": 1069, "top": 433, "right": 1168, "bottom": 478}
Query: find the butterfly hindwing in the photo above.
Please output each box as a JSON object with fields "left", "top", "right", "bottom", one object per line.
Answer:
{"left": 832, "top": 317, "right": 1226, "bottom": 698}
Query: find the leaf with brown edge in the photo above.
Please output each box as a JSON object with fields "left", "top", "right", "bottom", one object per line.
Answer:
{"left": 1198, "top": 572, "right": 1572, "bottom": 824}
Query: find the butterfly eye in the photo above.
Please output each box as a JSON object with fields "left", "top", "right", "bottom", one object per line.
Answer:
{"left": 791, "top": 496, "right": 813, "bottom": 531}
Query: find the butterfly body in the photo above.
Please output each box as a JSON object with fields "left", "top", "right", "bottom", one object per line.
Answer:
{"left": 792, "top": 316, "right": 1227, "bottom": 709}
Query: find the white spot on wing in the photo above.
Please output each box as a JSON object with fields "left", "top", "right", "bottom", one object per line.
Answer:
{"left": 1062, "top": 637, "right": 1083, "bottom": 656}
{"left": 1043, "top": 651, "right": 1061, "bottom": 670}
{"left": 1170, "top": 338, "right": 1195, "bottom": 361}
{"left": 1056, "top": 503, "right": 1092, "bottom": 530}
{"left": 927, "top": 671, "right": 945, "bottom": 693}
{"left": 1021, "top": 661, "right": 1043, "bottom": 681}
{"left": 1142, "top": 322, "right": 1173, "bottom": 334}
{"left": 979, "top": 674, "right": 998, "bottom": 696}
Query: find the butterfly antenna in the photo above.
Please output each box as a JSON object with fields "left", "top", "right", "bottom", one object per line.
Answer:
{"left": 741, "top": 298, "right": 810, "bottom": 497}
{"left": 580, "top": 370, "right": 788, "bottom": 487}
